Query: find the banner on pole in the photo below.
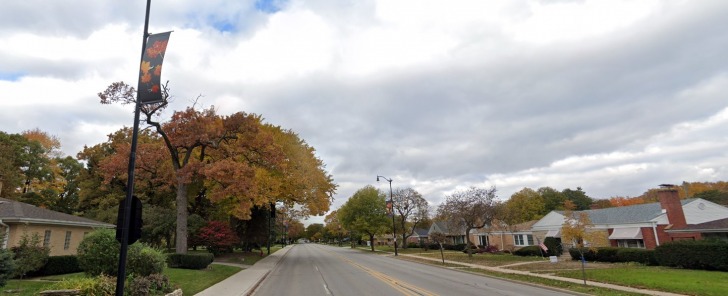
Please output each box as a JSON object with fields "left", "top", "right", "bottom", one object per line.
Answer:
{"left": 139, "top": 32, "right": 171, "bottom": 104}
{"left": 386, "top": 200, "right": 393, "bottom": 216}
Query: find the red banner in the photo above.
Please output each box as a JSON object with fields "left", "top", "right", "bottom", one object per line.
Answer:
{"left": 138, "top": 32, "right": 171, "bottom": 104}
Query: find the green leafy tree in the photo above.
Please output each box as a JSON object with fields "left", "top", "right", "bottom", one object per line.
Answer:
{"left": 562, "top": 187, "right": 593, "bottom": 211}
{"left": 505, "top": 187, "right": 545, "bottom": 223}
{"left": 539, "top": 187, "right": 566, "bottom": 213}
{"left": 338, "top": 185, "right": 389, "bottom": 252}
{"left": 305, "top": 223, "right": 326, "bottom": 242}
{"left": 11, "top": 232, "right": 49, "bottom": 279}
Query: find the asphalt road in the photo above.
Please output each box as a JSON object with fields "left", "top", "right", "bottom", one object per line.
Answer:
{"left": 252, "top": 244, "right": 577, "bottom": 296}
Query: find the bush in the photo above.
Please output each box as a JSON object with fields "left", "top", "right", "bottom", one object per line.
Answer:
{"left": 28, "top": 255, "right": 81, "bottom": 276}
{"left": 483, "top": 245, "right": 499, "bottom": 253}
{"left": 127, "top": 244, "right": 166, "bottom": 276}
{"left": 11, "top": 232, "right": 50, "bottom": 278}
{"left": 78, "top": 229, "right": 120, "bottom": 276}
{"left": 195, "top": 221, "right": 239, "bottom": 256}
{"left": 568, "top": 247, "right": 596, "bottom": 261}
{"left": 50, "top": 274, "right": 116, "bottom": 295}
{"left": 513, "top": 245, "right": 544, "bottom": 257}
{"left": 594, "top": 247, "right": 620, "bottom": 263}
{"left": 423, "top": 243, "right": 440, "bottom": 250}
{"left": 654, "top": 240, "right": 728, "bottom": 271}
{"left": 129, "top": 273, "right": 175, "bottom": 296}
{"left": 616, "top": 248, "right": 657, "bottom": 265}
{"left": 407, "top": 242, "right": 419, "bottom": 248}
{"left": 0, "top": 249, "right": 14, "bottom": 288}
{"left": 167, "top": 253, "right": 214, "bottom": 269}
{"left": 543, "top": 237, "right": 563, "bottom": 256}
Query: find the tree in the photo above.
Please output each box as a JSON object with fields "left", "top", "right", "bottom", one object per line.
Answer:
{"left": 436, "top": 186, "right": 498, "bottom": 257}
{"left": 98, "top": 82, "right": 336, "bottom": 253}
{"left": 589, "top": 199, "right": 614, "bottom": 209}
{"left": 505, "top": 188, "right": 545, "bottom": 223}
{"left": 11, "top": 232, "right": 49, "bottom": 280}
{"left": 338, "top": 185, "right": 389, "bottom": 252}
{"left": 305, "top": 223, "right": 326, "bottom": 242}
{"left": 325, "top": 210, "right": 347, "bottom": 245}
{"left": 562, "top": 187, "right": 593, "bottom": 211}
{"left": 392, "top": 187, "right": 429, "bottom": 248}
{"left": 539, "top": 187, "right": 566, "bottom": 213}
{"left": 429, "top": 232, "right": 446, "bottom": 265}
{"left": 560, "top": 204, "right": 608, "bottom": 285}
{"left": 195, "top": 221, "right": 239, "bottom": 255}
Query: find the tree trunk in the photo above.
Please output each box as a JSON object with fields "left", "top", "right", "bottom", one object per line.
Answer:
{"left": 175, "top": 179, "right": 188, "bottom": 253}
{"left": 465, "top": 228, "right": 473, "bottom": 257}
{"left": 369, "top": 234, "right": 375, "bottom": 252}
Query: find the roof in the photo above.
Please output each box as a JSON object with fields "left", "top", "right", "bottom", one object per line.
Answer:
{"left": 668, "top": 217, "right": 728, "bottom": 233}
{"left": 413, "top": 228, "right": 429, "bottom": 236}
{"left": 0, "top": 197, "right": 114, "bottom": 228}
{"left": 562, "top": 199, "right": 695, "bottom": 225}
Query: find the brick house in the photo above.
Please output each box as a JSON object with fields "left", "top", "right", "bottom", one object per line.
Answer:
{"left": 0, "top": 197, "right": 114, "bottom": 256}
{"left": 470, "top": 220, "right": 537, "bottom": 251}
{"left": 531, "top": 186, "right": 728, "bottom": 250}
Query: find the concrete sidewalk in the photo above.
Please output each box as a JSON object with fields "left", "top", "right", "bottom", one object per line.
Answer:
{"left": 195, "top": 245, "right": 292, "bottom": 296}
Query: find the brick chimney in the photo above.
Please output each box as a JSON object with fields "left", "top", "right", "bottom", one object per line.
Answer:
{"left": 658, "top": 184, "right": 687, "bottom": 228}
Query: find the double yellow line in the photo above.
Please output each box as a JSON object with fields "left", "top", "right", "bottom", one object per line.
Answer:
{"left": 325, "top": 248, "right": 438, "bottom": 296}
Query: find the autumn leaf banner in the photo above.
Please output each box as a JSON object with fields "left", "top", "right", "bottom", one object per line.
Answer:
{"left": 138, "top": 31, "right": 171, "bottom": 104}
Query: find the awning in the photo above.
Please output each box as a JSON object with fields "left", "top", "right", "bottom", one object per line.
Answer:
{"left": 545, "top": 229, "right": 561, "bottom": 238}
{"left": 609, "top": 228, "right": 643, "bottom": 240}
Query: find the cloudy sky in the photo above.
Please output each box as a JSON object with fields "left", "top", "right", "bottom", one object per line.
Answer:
{"left": 3, "top": 0, "right": 728, "bottom": 222}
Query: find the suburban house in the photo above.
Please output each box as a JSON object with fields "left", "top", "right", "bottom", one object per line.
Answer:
{"left": 471, "top": 220, "right": 537, "bottom": 251}
{"left": 0, "top": 197, "right": 114, "bottom": 256}
{"left": 531, "top": 186, "right": 728, "bottom": 250}
{"left": 428, "top": 221, "right": 466, "bottom": 245}
{"left": 405, "top": 228, "right": 429, "bottom": 246}
{"left": 665, "top": 217, "right": 728, "bottom": 241}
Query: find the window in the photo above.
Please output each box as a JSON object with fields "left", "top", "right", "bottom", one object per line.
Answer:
{"left": 478, "top": 235, "right": 489, "bottom": 247}
{"left": 43, "top": 230, "right": 52, "bottom": 248}
{"left": 513, "top": 234, "right": 534, "bottom": 246}
{"left": 617, "top": 239, "right": 644, "bottom": 248}
{"left": 64, "top": 231, "right": 72, "bottom": 250}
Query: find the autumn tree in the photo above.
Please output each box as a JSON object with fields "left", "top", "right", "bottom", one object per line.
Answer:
{"left": 436, "top": 186, "right": 497, "bottom": 257}
{"left": 505, "top": 187, "right": 545, "bottom": 223}
{"left": 97, "top": 82, "right": 335, "bottom": 253}
{"left": 305, "top": 223, "right": 326, "bottom": 242}
{"left": 392, "top": 187, "right": 429, "bottom": 248}
{"left": 325, "top": 210, "right": 347, "bottom": 245}
{"left": 338, "top": 185, "right": 389, "bottom": 252}
{"left": 560, "top": 203, "right": 608, "bottom": 285}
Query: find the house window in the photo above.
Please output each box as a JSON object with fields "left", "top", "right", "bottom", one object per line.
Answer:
{"left": 64, "top": 231, "right": 72, "bottom": 250}
{"left": 43, "top": 230, "right": 52, "bottom": 248}
{"left": 478, "top": 235, "right": 489, "bottom": 247}
{"left": 514, "top": 234, "right": 534, "bottom": 246}
{"left": 617, "top": 239, "right": 644, "bottom": 248}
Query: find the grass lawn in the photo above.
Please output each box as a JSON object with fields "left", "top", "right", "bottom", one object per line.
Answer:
{"left": 413, "top": 251, "right": 543, "bottom": 266}
{"left": 165, "top": 264, "right": 241, "bottom": 295}
{"left": 554, "top": 265, "right": 728, "bottom": 296}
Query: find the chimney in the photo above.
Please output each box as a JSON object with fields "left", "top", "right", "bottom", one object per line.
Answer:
{"left": 658, "top": 184, "right": 687, "bottom": 228}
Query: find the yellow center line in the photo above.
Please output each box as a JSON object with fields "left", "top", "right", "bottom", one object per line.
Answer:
{"left": 321, "top": 246, "right": 439, "bottom": 296}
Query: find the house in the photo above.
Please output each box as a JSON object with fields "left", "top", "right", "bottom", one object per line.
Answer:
{"left": 428, "top": 221, "right": 466, "bottom": 245}
{"left": 531, "top": 186, "right": 728, "bottom": 250}
{"left": 665, "top": 217, "right": 728, "bottom": 242}
{"left": 406, "top": 228, "right": 430, "bottom": 246}
{"left": 471, "top": 220, "right": 537, "bottom": 251}
{"left": 0, "top": 197, "right": 114, "bottom": 256}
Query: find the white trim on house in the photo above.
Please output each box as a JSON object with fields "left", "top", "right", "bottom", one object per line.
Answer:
{"left": 545, "top": 229, "right": 561, "bottom": 238}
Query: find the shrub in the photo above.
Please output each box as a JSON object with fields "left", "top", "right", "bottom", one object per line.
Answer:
{"left": 0, "top": 249, "right": 14, "bottom": 288}
{"left": 167, "top": 253, "right": 214, "bottom": 269}
{"left": 513, "top": 245, "right": 544, "bottom": 257}
{"left": 616, "top": 248, "right": 657, "bottom": 265}
{"left": 50, "top": 274, "right": 116, "bottom": 295}
{"left": 11, "top": 232, "right": 50, "bottom": 278}
{"left": 484, "top": 245, "right": 499, "bottom": 253}
{"left": 129, "top": 274, "right": 175, "bottom": 296}
{"left": 568, "top": 247, "right": 597, "bottom": 261}
{"left": 407, "top": 242, "right": 419, "bottom": 248}
{"left": 127, "top": 244, "right": 166, "bottom": 276}
{"left": 78, "top": 229, "right": 120, "bottom": 276}
{"left": 543, "top": 237, "right": 563, "bottom": 256}
{"left": 195, "top": 221, "right": 239, "bottom": 256}
{"left": 654, "top": 240, "right": 728, "bottom": 271}
{"left": 28, "top": 255, "right": 81, "bottom": 276}
{"left": 594, "top": 247, "right": 619, "bottom": 263}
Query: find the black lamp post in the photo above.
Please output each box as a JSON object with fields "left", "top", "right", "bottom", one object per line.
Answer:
{"left": 377, "top": 175, "right": 398, "bottom": 256}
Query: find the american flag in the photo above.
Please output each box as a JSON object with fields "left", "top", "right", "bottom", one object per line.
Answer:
{"left": 539, "top": 242, "right": 548, "bottom": 252}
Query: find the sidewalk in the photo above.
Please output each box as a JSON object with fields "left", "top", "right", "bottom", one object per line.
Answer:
{"left": 399, "top": 253, "right": 686, "bottom": 296}
{"left": 195, "top": 245, "right": 292, "bottom": 296}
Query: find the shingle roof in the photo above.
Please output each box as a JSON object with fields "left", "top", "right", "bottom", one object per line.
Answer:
{"left": 559, "top": 199, "right": 695, "bottom": 225}
{"left": 0, "top": 197, "right": 114, "bottom": 228}
{"left": 413, "top": 228, "right": 429, "bottom": 236}
{"left": 673, "top": 217, "right": 728, "bottom": 232}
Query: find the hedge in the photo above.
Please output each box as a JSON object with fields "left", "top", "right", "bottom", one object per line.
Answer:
{"left": 654, "top": 240, "right": 728, "bottom": 271}
{"left": 167, "top": 253, "right": 214, "bottom": 269}
{"left": 28, "top": 255, "right": 81, "bottom": 276}
{"left": 513, "top": 245, "right": 544, "bottom": 257}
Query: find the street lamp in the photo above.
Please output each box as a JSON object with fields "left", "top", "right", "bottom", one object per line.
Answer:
{"left": 377, "top": 175, "right": 398, "bottom": 256}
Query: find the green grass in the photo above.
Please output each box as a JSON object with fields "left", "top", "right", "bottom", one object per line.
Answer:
{"left": 414, "top": 251, "right": 543, "bottom": 266}
{"left": 554, "top": 266, "right": 728, "bottom": 296}
{"left": 165, "top": 264, "right": 241, "bottom": 295}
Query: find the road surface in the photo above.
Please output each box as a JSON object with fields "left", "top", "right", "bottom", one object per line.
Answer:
{"left": 252, "top": 244, "right": 576, "bottom": 296}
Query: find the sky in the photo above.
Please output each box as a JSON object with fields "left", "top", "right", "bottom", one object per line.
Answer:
{"left": 3, "top": 0, "right": 728, "bottom": 224}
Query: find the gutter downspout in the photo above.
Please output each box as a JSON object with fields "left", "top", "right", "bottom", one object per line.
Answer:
{"left": 0, "top": 219, "right": 8, "bottom": 249}
{"left": 652, "top": 221, "right": 660, "bottom": 247}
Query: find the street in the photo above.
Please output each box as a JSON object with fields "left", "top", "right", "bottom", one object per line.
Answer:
{"left": 252, "top": 244, "right": 576, "bottom": 296}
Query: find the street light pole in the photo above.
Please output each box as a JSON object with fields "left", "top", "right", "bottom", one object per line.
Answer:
{"left": 377, "top": 175, "right": 398, "bottom": 256}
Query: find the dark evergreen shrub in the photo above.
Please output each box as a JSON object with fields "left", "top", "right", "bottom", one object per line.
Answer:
{"left": 167, "top": 253, "right": 214, "bottom": 269}
{"left": 0, "top": 249, "right": 14, "bottom": 288}
{"left": 29, "top": 255, "right": 81, "bottom": 276}
{"left": 654, "top": 240, "right": 728, "bottom": 271}
{"left": 568, "top": 247, "right": 597, "bottom": 261}
{"left": 594, "top": 247, "right": 619, "bottom": 262}
{"left": 616, "top": 248, "right": 657, "bottom": 265}
{"left": 542, "top": 237, "right": 563, "bottom": 256}
{"left": 513, "top": 245, "right": 544, "bottom": 256}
